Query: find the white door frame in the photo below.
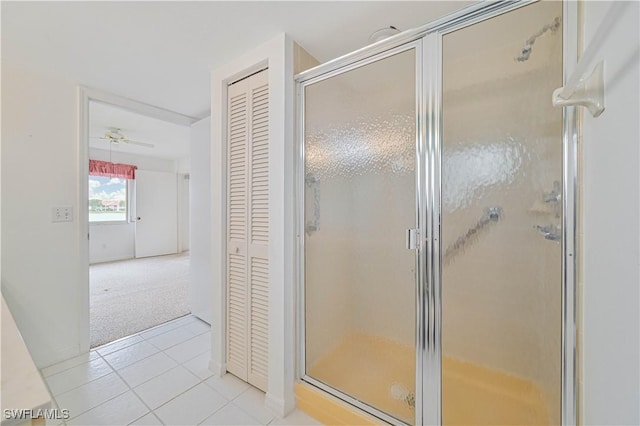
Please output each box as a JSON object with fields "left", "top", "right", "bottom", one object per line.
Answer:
{"left": 77, "top": 87, "right": 197, "bottom": 351}
{"left": 210, "top": 33, "right": 296, "bottom": 417}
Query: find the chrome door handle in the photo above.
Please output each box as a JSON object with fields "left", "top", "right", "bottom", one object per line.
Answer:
{"left": 406, "top": 228, "right": 419, "bottom": 250}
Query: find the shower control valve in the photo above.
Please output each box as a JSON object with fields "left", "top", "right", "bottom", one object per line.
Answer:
{"left": 543, "top": 181, "right": 561, "bottom": 204}
{"left": 534, "top": 224, "right": 561, "bottom": 242}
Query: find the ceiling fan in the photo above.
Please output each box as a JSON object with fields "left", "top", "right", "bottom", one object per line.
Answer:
{"left": 91, "top": 127, "right": 155, "bottom": 148}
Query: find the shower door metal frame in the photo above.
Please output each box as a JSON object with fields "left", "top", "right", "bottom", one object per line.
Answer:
{"left": 295, "top": 40, "right": 425, "bottom": 426}
{"left": 294, "top": 1, "right": 578, "bottom": 425}
{"left": 428, "top": 2, "right": 578, "bottom": 425}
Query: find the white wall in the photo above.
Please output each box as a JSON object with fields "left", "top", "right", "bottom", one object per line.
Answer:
{"left": 189, "top": 117, "right": 212, "bottom": 323}
{"left": 177, "top": 157, "right": 191, "bottom": 174}
{"left": 89, "top": 223, "right": 135, "bottom": 264}
{"left": 581, "top": 2, "right": 640, "bottom": 424}
{"left": 177, "top": 157, "right": 191, "bottom": 253}
{"left": 88, "top": 147, "right": 184, "bottom": 264}
{"left": 89, "top": 148, "right": 177, "bottom": 172}
{"left": 1, "top": 63, "right": 85, "bottom": 367}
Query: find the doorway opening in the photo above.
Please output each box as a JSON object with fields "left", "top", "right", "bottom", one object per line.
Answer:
{"left": 88, "top": 99, "right": 192, "bottom": 348}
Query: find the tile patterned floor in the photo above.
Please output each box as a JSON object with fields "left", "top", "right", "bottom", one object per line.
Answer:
{"left": 41, "top": 315, "right": 321, "bottom": 426}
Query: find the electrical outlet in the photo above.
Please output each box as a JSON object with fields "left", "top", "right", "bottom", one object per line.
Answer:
{"left": 52, "top": 206, "right": 73, "bottom": 223}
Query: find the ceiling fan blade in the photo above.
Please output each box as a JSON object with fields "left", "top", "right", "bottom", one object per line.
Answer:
{"left": 124, "top": 140, "right": 155, "bottom": 148}
{"left": 91, "top": 131, "right": 154, "bottom": 148}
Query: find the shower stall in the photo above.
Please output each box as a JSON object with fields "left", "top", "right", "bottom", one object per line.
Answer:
{"left": 295, "top": 1, "right": 576, "bottom": 425}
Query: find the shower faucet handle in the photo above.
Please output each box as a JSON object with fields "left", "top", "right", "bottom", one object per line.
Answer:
{"left": 535, "top": 224, "right": 561, "bottom": 242}
{"left": 543, "top": 181, "right": 561, "bottom": 203}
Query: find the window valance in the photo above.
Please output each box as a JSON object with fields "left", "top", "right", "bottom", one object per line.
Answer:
{"left": 89, "top": 159, "right": 137, "bottom": 179}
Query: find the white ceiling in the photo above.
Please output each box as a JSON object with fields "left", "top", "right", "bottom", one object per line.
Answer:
{"left": 89, "top": 101, "right": 190, "bottom": 160}
{"left": 1, "top": 1, "right": 474, "bottom": 119}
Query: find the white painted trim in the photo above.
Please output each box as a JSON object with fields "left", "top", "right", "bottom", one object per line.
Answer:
{"left": 177, "top": 173, "right": 184, "bottom": 253}
{"left": 77, "top": 87, "right": 91, "bottom": 353}
{"left": 265, "top": 393, "right": 288, "bottom": 418}
{"left": 208, "top": 357, "right": 226, "bottom": 377}
{"left": 210, "top": 33, "right": 296, "bottom": 418}
{"left": 80, "top": 86, "right": 199, "bottom": 126}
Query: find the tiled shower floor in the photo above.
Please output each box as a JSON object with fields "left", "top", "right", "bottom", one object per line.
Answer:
{"left": 41, "top": 315, "right": 320, "bottom": 425}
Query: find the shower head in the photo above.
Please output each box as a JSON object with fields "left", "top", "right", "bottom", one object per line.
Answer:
{"left": 516, "top": 16, "right": 561, "bottom": 62}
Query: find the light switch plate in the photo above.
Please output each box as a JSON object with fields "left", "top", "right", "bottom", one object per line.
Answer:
{"left": 52, "top": 206, "right": 73, "bottom": 223}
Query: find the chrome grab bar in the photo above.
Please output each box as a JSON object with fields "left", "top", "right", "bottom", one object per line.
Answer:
{"left": 444, "top": 206, "right": 503, "bottom": 264}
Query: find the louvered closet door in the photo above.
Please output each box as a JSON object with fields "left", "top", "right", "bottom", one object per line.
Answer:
{"left": 226, "top": 69, "right": 269, "bottom": 392}
{"left": 247, "top": 72, "right": 269, "bottom": 391}
{"left": 227, "top": 78, "right": 248, "bottom": 381}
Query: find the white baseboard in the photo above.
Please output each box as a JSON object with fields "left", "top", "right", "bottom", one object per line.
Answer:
{"left": 265, "top": 391, "right": 295, "bottom": 418}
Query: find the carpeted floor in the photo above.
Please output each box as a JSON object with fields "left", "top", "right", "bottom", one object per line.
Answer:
{"left": 90, "top": 252, "right": 190, "bottom": 347}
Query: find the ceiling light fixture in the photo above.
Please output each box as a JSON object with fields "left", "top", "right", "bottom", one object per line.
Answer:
{"left": 368, "top": 26, "right": 401, "bottom": 44}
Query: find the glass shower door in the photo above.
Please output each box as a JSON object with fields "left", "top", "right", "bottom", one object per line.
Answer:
{"left": 440, "top": 2, "right": 563, "bottom": 425}
{"left": 302, "top": 47, "right": 418, "bottom": 424}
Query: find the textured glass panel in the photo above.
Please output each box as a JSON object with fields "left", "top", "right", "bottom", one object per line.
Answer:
{"left": 441, "top": 2, "right": 562, "bottom": 425}
{"left": 304, "top": 49, "right": 416, "bottom": 424}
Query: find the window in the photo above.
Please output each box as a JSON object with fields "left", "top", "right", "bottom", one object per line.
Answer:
{"left": 89, "top": 176, "right": 128, "bottom": 222}
{"left": 88, "top": 159, "right": 136, "bottom": 223}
